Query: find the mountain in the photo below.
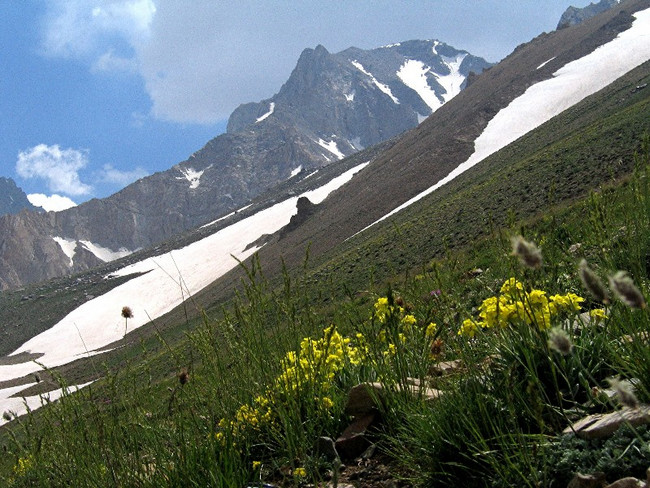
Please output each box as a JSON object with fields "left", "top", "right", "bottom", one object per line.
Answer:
{"left": 0, "top": 41, "right": 491, "bottom": 291}
{"left": 557, "top": 0, "right": 620, "bottom": 29}
{"left": 0, "top": 177, "right": 37, "bottom": 216}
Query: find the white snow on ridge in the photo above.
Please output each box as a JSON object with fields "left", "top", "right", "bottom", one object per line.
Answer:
{"left": 53, "top": 237, "right": 133, "bottom": 265}
{"left": 0, "top": 162, "right": 370, "bottom": 414}
{"left": 397, "top": 54, "right": 467, "bottom": 114}
{"left": 537, "top": 56, "right": 557, "bottom": 70}
{"left": 80, "top": 241, "right": 132, "bottom": 262}
{"left": 201, "top": 203, "right": 254, "bottom": 229}
{"left": 437, "top": 53, "right": 467, "bottom": 103}
{"left": 317, "top": 138, "right": 345, "bottom": 160}
{"left": 177, "top": 167, "right": 206, "bottom": 189}
{"left": 397, "top": 60, "right": 443, "bottom": 112}
{"left": 357, "top": 7, "right": 650, "bottom": 234}
{"left": 290, "top": 166, "right": 303, "bottom": 178}
{"left": 53, "top": 236, "right": 77, "bottom": 266}
{"left": 351, "top": 60, "right": 400, "bottom": 104}
{"left": 256, "top": 102, "right": 275, "bottom": 122}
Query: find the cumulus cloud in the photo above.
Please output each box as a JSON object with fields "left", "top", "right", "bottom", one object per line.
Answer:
{"left": 27, "top": 193, "right": 78, "bottom": 212}
{"left": 98, "top": 164, "right": 149, "bottom": 186}
{"left": 16, "top": 144, "right": 93, "bottom": 196}
{"left": 40, "top": 0, "right": 155, "bottom": 61}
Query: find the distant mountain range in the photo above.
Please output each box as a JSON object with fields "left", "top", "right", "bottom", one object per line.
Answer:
{"left": 0, "top": 39, "right": 491, "bottom": 290}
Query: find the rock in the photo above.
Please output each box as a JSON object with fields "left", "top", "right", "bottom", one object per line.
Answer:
{"left": 345, "top": 380, "right": 443, "bottom": 417}
{"left": 315, "top": 436, "right": 340, "bottom": 462}
{"left": 564, "top": 406, "right": 650, "bottom": 439}
{"left": 429, "top": 359, "right": 464, "bottom": 377}
{"left": 604, "top": 477, "right": 643, "bottom": 488}
{"left": 567, "top": 472, "right": 607, "bottom": 488}
{"left": 335, "top": 412, "right": 377, "bottom": 460}
{"left": 344, "top": 383, "right": 385, "bottom": 417}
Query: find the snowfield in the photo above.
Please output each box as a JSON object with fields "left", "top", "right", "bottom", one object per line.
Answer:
{"left": 0, "top": 162, "right": 369, "bottom": 420}
{"left": 360, "top": 7, "right": 650, "bottom": 232}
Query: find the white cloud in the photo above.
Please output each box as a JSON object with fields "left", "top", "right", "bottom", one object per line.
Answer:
{"left": 91, "top": 49, "right": 139, "bottom": 73}
{"left": 41, "top": 0, "right": 155, "bottom": 60}
{"left": 98, "top": 164, "right": 149, "bottom": 186}
{"left": 27, "top": 193, "right": 78, "bottom": 212}
{"left": 16, "top": 144, "right": 93, "bottom": 196}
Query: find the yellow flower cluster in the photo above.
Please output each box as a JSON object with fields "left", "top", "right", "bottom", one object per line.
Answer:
{"left": 459, "top": 278, "right": 585, "bottom": 337}
{"left": 276, "top": 325, "right": 361, "bottom": 393}
{"left": 217, "top": 326, "right": 361, "bottom": 444}
{"left": 13, "top": 456, "right": 33, "bottom": 477}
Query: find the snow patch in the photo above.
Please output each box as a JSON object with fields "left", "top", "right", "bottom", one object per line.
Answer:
{"left": 397, "top": 60, "right": 442, "bottom": 112}
{"left": 537, "top": 57, "right": 557, "bottom": 70}
{"left": 0, "top": 162, "right": 369, "bottom": 413}
{"left": 0, "top": 381, "right": 94, "bottom": 426}
{"left": 317, "top": 139, "right": 345, "bottom": 160}
{"left": 53, "top": 236, "right": 77, "bottom": 266}
{"left": 345, "top": 92, "right": 355, "bottom": 102}
{"left": 437, "top": 53, "right": 468, "bottom": 103}
{"left": 355, "top": 7, "right": 650, "bottom": 235}
{"left": 351, "top": 60, "right": 399, "bottom": 104}
{"left": 256, "top": 102, "right": 275, "bottom": 122}
{"left": 79, "top": 240, "right": 132, "bottom": 263}
{"left": 290, "top": 166, "right": 303, "bottom": 178}
{"left": 176, "top": 166, "right": 207, "bottom": 189}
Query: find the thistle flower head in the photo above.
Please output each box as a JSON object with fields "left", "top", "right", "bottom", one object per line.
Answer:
{"left": 121, "top": 306, "right": 134, "bottom": 319}
{"left": 607, "top": 377, "right": 639, "bottom": 409}
{"left": 178, "top": 368, "right": 190, "bottom": 385}
{"left": 547, "top": 327, "right": 573, "bottom": 355}
{"left": 579, "top": 259, "right": 610, "bottom": 304}
{"left": 608, "top": 271, "right": 646, "bottom": 309}
{"left": 511, "top": 235, "right": 542, "bottom": 269}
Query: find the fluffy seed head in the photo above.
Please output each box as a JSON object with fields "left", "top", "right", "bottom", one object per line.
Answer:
{"left": 607, "top": 377, "right": 639, "bottom": 409}
{"left": 548, "top": 327, "right": 573, "bottom": 355}
{"left": 579, "top": 259, "right": 610, "bottom": 304}
{"left": 608, "top": 271, "right": 646, "bottom": 309}
{"left": 511, "top": 236, "right": 543, "bottom": 269}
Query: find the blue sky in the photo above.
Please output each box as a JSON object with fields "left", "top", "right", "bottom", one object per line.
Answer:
{"left": 0, "top": 0, "right": 592, "bottom": 211}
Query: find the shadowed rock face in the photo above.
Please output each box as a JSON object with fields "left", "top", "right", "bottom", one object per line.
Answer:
{"left": 0, "top": 40, "right": 491, "bottom": 290}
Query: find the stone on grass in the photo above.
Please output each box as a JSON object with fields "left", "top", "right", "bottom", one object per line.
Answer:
{"left": 564, "top": 405, "right": 650, "bottom": 439}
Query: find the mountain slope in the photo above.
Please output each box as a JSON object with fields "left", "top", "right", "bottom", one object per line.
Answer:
{"left": 0, "top": 41, "right": 490, "bottom": 291}
{"left": 1, "top": 0, "right": 650, "bottom": 422}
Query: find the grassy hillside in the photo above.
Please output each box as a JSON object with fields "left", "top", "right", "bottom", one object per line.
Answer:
{"left": 1, "top": 58, "right": 650, "bottom": 488}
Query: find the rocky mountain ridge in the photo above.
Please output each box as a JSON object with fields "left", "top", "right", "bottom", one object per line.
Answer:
{"left": 557, "top": 0, "right": 621, "bottom": 29}
{"left": 0, "top": 177, "right": 36, "bottom": 216}
{"left": 0, "top": 40, "right": 491, "bottom": 290}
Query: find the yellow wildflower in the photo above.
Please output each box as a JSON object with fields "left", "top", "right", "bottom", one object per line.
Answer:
{"left": 294, "top": 467, "right": 307, "bottom": 478}
{"left": 425, "top": 322, "right": 437, "bottom": 337}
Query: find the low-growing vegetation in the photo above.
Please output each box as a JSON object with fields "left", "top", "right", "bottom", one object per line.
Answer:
{"left": 2, "top": 130, "right": 650, "bottom": 487}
